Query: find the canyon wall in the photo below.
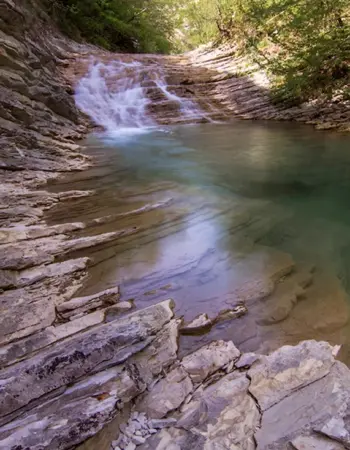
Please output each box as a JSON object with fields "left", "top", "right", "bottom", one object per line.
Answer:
{"left": 1, "top": 2, "right": 350, "bottom": 449}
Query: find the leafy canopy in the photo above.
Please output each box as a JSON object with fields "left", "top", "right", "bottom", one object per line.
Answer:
{"left": 46, "top": 0, "right": 349, "bottom": 101}
{"left": 177, "top": 0, "right": 350, "bottom": 102}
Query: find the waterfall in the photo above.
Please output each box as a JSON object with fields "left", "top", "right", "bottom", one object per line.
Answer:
{"left": 75, "top": 58, "right": 208, "bottom": 135}
{"left": 75, "top": 60, "right": 154, "bottom": 135}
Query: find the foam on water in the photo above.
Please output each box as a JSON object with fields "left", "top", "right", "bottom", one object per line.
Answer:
{"left": 75, "top": 60, "right": 154, "bottom": 134}
{"left": 75, "top": 58, "right": 209, "bottom": 137}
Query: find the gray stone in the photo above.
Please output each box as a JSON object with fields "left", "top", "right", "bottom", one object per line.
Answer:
{"left": 0, "top": 310, "right": 105, "bottom": 367}
{"left": 0, "top": 300, "right": 174, "bottom": 419}
{"left": 57, "top": 285, "right": 120, "bottom": 319}
{"left": 125, "top": 443, "right": 137, "bottom": 450}
{"left": 176, "top": 371, "right": 260, "bottom": 449}
{"left": 291, "top": 434, "right": 345, "bottom": 450}
{"left": 256, "top": 361, "right": 350, "bottom": 449}
{"left": 136, "top": 366, "right": 193, "bottom": 418}
{"left": 213, "top": 304, "right": 247, "bottom": 324}
{"left": 248, "top": 340, "right": 336, "bottom": 411}
{"left": 106, "top": 302, "right": 134, "bottom": 321}
{"left": 137, "top": 428, "right": 205, "bottom": 450}
{"left": 235, "top": 352, "right": 260, "bottom": 369}
{"left": 131, "top": 435, "right": 146, "bottom": 445}
{"left": 129, "top": 319, "right": 181, "bottom": 386}
{"left": 181, "top": 340, "right": 240, "bottom": 383}
{"left": 149, "top": 418, "right": 178, "bottom": 429}
{"left": 317, "top": 417, "right": 350, "bottom": 448}
{"left": 0, "top": 364, "right": 140, "bottom": 449}
{"left": 180, "top": 313, "right": 212, "bottom": 335}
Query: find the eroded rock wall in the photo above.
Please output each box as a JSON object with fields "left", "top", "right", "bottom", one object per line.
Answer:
{"left": 186, "top": 44, "right": 350, "bottom": 131}
{"left": 0, "top": 0, "right": 90, "bottom": 225}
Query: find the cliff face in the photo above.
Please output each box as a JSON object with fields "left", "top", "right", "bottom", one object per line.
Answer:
{"left": 1, "top": 0, "right": 91, "bottom": 227}
{"left": 185, "top": 44, "right": 350, "bottom": 132}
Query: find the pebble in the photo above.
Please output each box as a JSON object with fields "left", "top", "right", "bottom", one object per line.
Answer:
{"left": 136, "top": 416, "right": 147, "bottom": 428}
{"left": 134, "top": 421, "right": 142, "bottom": 430}
{"left": 132, "top": 435, "right": 146, "bottom": 445}
{"left": 125, "top": 443, "right": 136, "bottom": 450}
{"left": 112, "top": 411, "right": 167, "bottom": 449}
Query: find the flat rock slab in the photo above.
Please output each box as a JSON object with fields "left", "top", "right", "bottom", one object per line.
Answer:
{"left": 256, "top": 360, "right": 350, "bottom": 449}
{"left": 0, "top": 365, "right": 140, "bottom": 449}
{"left": 248, "top": 340, "right": 336, "bottom": 411}
{"left": 0, "top": 300, "right": 174, "bottom": 421}
{"left": 180, "top": 313, "right": 212, "bottom": 335}
{"left": 181, "top": 340, "right": 240, "bottom": 383}
{"left": 136, "top": 366, "right": 193, "bottom": 418}
{"left": 146, "top": 371, "right": 260, "bottom": 449}
{"left": 129, "top": 319, "right": 181, "bottom": 386}
{"left": 57, "top": 285, "right": 120, "bottom": 319}
{"left": 0, "top": 310, "right": 105, "bottom": 368}
{"left": 291, "top": 434, "right": 345, "bottom": 450}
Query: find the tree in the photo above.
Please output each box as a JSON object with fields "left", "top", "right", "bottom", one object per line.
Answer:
{"left": 178, "top": 0, "right": 350, "bottom": 102}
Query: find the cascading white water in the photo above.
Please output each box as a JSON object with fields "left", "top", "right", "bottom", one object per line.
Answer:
{"left": 153, "top": 68, "right": 206, "bottom": 121}
{"left": 75, "top": 58, "right": 209, "bottom": 135}
{"left": 75, "top": 60, "right": 154, "bottom": 135}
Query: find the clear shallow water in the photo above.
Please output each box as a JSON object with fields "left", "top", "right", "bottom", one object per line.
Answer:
{"left": 50, "top": 121, "right": 350, "bottom": 356}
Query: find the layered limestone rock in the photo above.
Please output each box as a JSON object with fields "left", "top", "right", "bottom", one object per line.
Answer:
{"left": 187, "top": 44, "right": 350, "bottom": 132}
{"left": 1, "top": 290, "right": 350, "bottom": 450}
{"left": 76, "top": 334, "right": 350, "bottom": 450}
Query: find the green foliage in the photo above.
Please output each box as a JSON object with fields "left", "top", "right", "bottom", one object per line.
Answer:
{"left": 178, "top": 0, "right": 350, "bottom": 102}
{"left": 44, "top": 0, "right": 176, "bottom": 53}
{"left": 44, "top": 0, "right": 349, "bottom": 100}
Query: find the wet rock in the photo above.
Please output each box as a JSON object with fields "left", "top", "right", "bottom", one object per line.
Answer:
{"left": 106, "top": 301, "right": 134, "bottom": 321}
{"left": 181, "top": 340, "right": 240, "bottom": 383}
{"left": 213, "top": 304, "right": 247, "bottom": 324}
{"left": 256, "top": 264, "right": 313, "bottom": 325}
{"left": 248, "top": 340, "right": 336, "bottom": 411}
{"left": 180, "top": 313, "right": 212, "bottom": 335}
{"left": 57, "top": 285, "right": 120, "bottom": 319}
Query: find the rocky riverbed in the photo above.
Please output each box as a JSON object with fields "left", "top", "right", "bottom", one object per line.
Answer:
{"left": 1, "top": 0, "right": 350, "bottom": 449}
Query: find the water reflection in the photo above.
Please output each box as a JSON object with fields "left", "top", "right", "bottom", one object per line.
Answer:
{"left": 49, "top": 121, "right": 350, "bottom": 358}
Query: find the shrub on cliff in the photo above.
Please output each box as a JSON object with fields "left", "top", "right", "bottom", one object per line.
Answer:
{"left": 178, "top": 0, "right": 350, "bottom": 103}
{"left": 44, "top": 0, "right": 174, "bottom": 53}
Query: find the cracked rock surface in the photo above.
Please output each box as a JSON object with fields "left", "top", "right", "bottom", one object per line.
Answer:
{"left": 85, "top": 337, "right": 349, "bottom": 450}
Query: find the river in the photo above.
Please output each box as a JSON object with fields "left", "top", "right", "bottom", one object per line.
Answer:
{"left": 49, "top": 59, "right": 350, "bottom": 359}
